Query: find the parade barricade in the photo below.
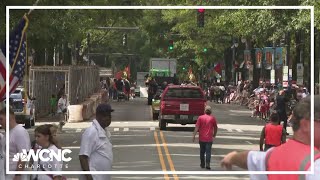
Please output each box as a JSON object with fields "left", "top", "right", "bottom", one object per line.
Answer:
{"left": 68, "top": 105, "right": 84, "bottom": 123}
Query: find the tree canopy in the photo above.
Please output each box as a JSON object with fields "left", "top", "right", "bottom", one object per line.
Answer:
{"left": 0, "top": 0, "right": 317, "bottom": 82}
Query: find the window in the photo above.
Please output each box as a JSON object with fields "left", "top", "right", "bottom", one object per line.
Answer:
{"left": 164, "top": 88, "right": 203, "bottom": 99}
{"left": 10, "top": 93, "right": 22, "bottom": 99}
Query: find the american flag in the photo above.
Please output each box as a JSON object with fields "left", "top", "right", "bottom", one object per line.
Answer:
{"left": 0, "top": 15, "right": 29, "bottom": 101}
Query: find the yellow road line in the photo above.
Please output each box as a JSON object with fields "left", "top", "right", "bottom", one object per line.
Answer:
{"left": 160, "top": 131, "right": 179, "bottom": 180}
{"left": 154, "top": 131, "right": 170, "bottom": 180}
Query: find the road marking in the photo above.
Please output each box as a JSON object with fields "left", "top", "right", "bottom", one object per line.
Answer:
{"left": 246, "top": 141, "right": 253, "bottom": 145}
{"left": 227, "top": 129, "right": 233, "bottom": 132}
{"left": 72, "top": 141, "right": 77, "bottom": 144}
{"left": 154, "top": 132, "right": 169, "bottom": 180}
{"left": 150, "top": 127, "right": 156, "bottom": 131}
{"left": 236, "top": 129, "right": 243, "bottom": 132}
{"left": 123, "top": 128, "right": 129, "bottom": 131}
{"left": 160, "top": 131, "right": 179, "bottom": 180}
{"left": 76, "top": 129, "right": 81, "bottom": 133}
{"left": 114, "top": 128, "right": 120, "bottom": 131}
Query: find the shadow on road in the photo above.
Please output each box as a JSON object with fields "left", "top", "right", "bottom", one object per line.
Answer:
{"left": 164, "top": 126, "right": 195, "bottom": 132}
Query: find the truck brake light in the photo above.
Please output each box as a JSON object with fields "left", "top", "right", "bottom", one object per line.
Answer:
{"left": 161, "top": 101, "right": 165, "bottom": 111}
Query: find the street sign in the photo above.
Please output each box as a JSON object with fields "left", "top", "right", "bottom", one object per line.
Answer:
{"left": 283, "top": 66, "right": 288, "bottom": 82}
{"left": 221, "top": 70, "right": 225, "bottom": 81}
{"left": 270, "top": 70, "right": 275, "bottom": 84}
{"left": 289, "top": 69, "right": 292, "bottom": 81}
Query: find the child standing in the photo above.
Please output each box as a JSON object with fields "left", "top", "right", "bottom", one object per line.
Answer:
{"left": 50, "top": 94, "right": 57, "bottom": 117}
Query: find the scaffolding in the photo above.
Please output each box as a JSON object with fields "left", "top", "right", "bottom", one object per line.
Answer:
{"left": 29, "top": 66, "right": 100, "bottom": 116}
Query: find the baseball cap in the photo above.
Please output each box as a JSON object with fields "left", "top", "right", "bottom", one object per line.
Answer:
{"left": 205, "top": 105, "right": 212, "bottom": 113}
{"left": 96, "top": 103, "right": 114, "bottom": 114}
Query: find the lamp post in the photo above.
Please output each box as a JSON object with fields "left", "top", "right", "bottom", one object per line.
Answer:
{"left": 231, "top": 37, "right": 239, "bottom": 85}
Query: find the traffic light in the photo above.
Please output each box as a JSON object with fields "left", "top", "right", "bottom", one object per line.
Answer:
{"left": 197, "top": 9, "right": 205, "bottom": 27}
{"left": 169, "top": 40, "right": 174, "bottom": 50}
{"left": 203, "top": 48, "right": 207, "bottom": 52}
{"left": 123, "top": 34, "right": 127, "bottom": 46}
{"left": 182, "top": 67, "right": 186, "bottom": 70}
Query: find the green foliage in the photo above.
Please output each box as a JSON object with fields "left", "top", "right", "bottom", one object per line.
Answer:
{"left": 0, "top": 0, "right": 317, "bottom": 80}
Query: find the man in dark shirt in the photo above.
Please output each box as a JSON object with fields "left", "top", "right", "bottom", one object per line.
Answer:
{"left": 116, "top": 79, "right": 124, "bottom": 92}
{"left": 275, "top": 90, "right": 289, "bottom": 135}
{"left": 147, "top": 78, "right": 158, "bottom": 105}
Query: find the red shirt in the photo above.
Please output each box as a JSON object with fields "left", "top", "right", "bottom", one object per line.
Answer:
{"left": 196, "top": 114, "right": 217, "bottom": 142}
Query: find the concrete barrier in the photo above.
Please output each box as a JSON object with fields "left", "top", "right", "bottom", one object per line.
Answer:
{"left": 81, "top": 99, "right": 94, "bottom": 120}
{"left": 68, "top": 105, "right": 84, "bottom": 123}
{"left": 140, "top": 87, "right": 148, "bottom": 98}
{"left": 100, "top": 89, "right": 108, "bottom": 103}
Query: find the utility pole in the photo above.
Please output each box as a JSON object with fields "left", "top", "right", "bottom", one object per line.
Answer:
{"left": 87, "top": 33, "right": 91, "bottom": 65}
{"left": 232, "top": 37, "right": 236, "bottom": 85}
{"left": 286, "top": 32, "right": 291, "bottom": 84}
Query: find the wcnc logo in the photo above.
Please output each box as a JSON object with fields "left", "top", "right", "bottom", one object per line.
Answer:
{"left": 12, "top": 149, "right": 72, "bottom": 162}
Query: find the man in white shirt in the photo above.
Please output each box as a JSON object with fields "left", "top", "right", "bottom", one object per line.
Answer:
{"left": 0, "top": 108, "right": 31, "bottom": 180}
{"left": 0, "top": 130, "right": 5, "bottom": 180}
{"left": 79, "top": 103, "right": 114, "bottom": 180}
{"left": 221, "top": 96, "right": 320, "bottom": 180}
{"left": 57, "top": 94, "right": 67, "bottom": 131}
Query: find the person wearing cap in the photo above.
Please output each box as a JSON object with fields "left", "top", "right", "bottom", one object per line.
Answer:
{"left": 192, "top": 106, "right": 218, "bottom": 170}
{"left": 79, "top": 103, "right": 114, "bottom": 180}
{"left": 221, "top": 96, "right": 320, "bottom": 180}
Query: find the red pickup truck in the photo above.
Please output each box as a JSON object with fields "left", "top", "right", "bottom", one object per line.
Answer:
{"left": 159, "top": 85, "right": 207, "bottom": 130}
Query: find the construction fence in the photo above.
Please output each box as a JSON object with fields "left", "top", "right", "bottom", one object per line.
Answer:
{"left": 29, "top": 66, "right": 100, "bottom": 116}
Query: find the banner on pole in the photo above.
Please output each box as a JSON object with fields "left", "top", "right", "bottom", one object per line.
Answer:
{"left": 264, "top": 47, "right": 273, "bottom": 70}
{"left": 255, "top": 48, "right": 262, "bottom": 69}
{"left": 221, "top": 70, "right": 225, "bottom": 81}
{"left": 275, "top": 47, "right": 283, "bottom": 69}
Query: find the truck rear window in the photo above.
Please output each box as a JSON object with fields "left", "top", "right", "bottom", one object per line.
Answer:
{"left": 164, "top": 88, "right": 203, "bottom": 99}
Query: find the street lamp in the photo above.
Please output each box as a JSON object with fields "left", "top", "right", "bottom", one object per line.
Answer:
{"left": 231, "top": 38, "right": 238, "bottom": 85}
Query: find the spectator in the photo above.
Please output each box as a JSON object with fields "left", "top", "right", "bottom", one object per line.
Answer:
{"left": 221, "top": 96, "right": 320, "bottom": 180}
{"left": 32, "top": 124, "right": 63, "bottom": 180}
{"left": 259, "top": 113, "right": 286, "bottom": 151}
{"left": 57, "top": 94, "right": 68, "bottom": 131}
{"left": 275, "top": 90, "right": 289, "bottom": 135}
{"left": 0, "top": 107, "right": 31, "bottom": 180}
{"left": 50, "top": 94, "right": 57, "bottom": 117}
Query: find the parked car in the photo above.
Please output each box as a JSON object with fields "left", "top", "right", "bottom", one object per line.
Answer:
{"left": 159, "top": 85, "right": 207, "bottom": 130}
{"left": 9, "top": 87, "right": 36, "bottom": 128}
{"left": 151, "top": 90, "right": 162, "bottom": 120}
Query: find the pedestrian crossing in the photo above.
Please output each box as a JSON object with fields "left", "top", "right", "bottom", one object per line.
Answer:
{"left": 27, "top": 126, "right": 260, "bottom": 135}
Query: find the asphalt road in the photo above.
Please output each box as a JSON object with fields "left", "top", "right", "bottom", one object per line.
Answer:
{"left": 24, "top": 98, "right": 293, "bottom": 179}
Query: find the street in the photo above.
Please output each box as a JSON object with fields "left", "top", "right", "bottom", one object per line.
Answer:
{"left": 27, "top": 98, "right": 293, "bottom": 179}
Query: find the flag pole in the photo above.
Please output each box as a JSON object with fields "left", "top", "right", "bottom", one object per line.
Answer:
{"left": 27, "top": 0, "right": 40, "bottom": 16}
